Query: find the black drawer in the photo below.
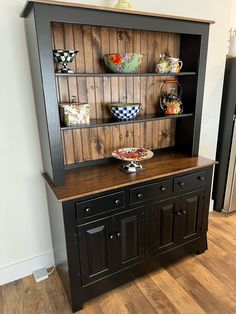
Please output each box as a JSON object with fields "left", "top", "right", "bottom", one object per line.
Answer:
{"left": 130, "top": 180, "right": 171, "bottom": 204}
{"left": 174, "top": 170, "right": 207, "bottom": 193}
{"left": 75, "top": 191, "right": 125, "bottom": 219}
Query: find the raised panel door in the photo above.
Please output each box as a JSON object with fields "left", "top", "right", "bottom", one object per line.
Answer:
{"left": 77, "top": 217, "right": 115, "bottom": 286}
{"left": 179, "top": 189, "right": 205, "bottom": 243}
{"left": 150, "top": 197, "right": 180, "bottom": 254}
{"left": 115, "top": 207, "right": 145, "bottom": 270}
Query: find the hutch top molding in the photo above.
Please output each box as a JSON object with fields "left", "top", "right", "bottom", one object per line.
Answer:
{"left": 21, "top": 0, "right": 215, "bottom": 24}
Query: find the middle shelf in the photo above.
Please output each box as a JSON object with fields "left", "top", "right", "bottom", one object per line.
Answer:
{"left": 60, "top": 113, "right": 194, "bottom": 130}
{"left": 55, "top": 72, "right": 197, "bottom": 77}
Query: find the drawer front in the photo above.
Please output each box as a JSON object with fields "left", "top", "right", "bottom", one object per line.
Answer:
{"left": 76, "top": 191, "right": 125, "bottom": 219}
{"left": 174, "top": 170, "right": 207, "bottom": 193}
{"left": 130, "top": 180, "right": 171, "bottom": 204}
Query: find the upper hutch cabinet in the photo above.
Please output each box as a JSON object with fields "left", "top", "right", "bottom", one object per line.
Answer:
{"left": 22, "top": 0, "right": 213, "bottom": 187}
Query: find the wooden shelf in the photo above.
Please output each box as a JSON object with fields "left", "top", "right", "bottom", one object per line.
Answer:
{"left": 55, "top": 72, "right": 197, "bottom": 77}
{"left": 43, "top": 151, "right": 217, "bottom": 202}
{"left": 60, "top": 113, "right": 194, "bottom": 130}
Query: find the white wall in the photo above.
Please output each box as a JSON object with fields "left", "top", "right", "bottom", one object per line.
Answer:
{"left": 230, "top": 0, "right": 236, "bottom": 30}
{"left": 0, "top": 0, "right": 233, "bottom": 285}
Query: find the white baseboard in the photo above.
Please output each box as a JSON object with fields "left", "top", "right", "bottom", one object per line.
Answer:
{"left": 0, "top": 250, "right": 54, "bottom": 286}
{"left": 209, "top": 198, "right": 214, "bottom": 212}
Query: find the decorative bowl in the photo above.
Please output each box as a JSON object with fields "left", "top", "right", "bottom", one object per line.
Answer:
{"left": 104, "top": 53, "right": 144, "bottom": 73}
{"left": 53, "top": 49, "right": 79, "bottom": 73}
{"left": 112, "top": 147, "right": 154, "bottom": 173}
{"left": 108, "top": 103, "right": 141, "bottom": 121}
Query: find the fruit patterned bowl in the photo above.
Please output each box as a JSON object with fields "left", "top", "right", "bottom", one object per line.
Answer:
{"left": 112, "top": 148, "right": 154, "bottom": 173}
{"left": 108, "top": 103, "right": 141, "bottom": 121}
{"left": 104, "top": 53, "right": 144, "bottom": 73}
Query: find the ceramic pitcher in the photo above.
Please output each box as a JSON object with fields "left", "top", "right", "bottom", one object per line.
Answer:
{"left": 168, "top": 58, "right": 183, "bottom": 73}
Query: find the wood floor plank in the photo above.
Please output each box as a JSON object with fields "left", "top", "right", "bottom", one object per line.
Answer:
{"left": 167, "top": 254, "right": 236, "bottom": 312}
{"left": 1, "top": 212, "right": 236, "bottom": 314}
{"left": 97, "top": 289, "right": 129, "bottom": 314}
{"left": 149, "top": 267, "right": 206, "bottom": 314}
{"left": 1, "top": 279, "right": 24, "bottom": 314}
{"left": 176, "top": 273, "right": 232, "bottom": 314}
{"left": 134, "top": 275, "right": 180, "bottom": 314}
{"left": 117, "top": 281, "right": 157, "bottom": 314}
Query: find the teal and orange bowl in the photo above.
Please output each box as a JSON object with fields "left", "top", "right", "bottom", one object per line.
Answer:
{"left": 104, "top": 53, "right": 144, "bottom": 73}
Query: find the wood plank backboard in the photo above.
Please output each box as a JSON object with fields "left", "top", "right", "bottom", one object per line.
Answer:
{"left": 51, "top": 22, "right": 180, "bottom": 165}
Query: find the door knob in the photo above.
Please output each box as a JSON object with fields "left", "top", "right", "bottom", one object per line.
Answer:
{"left": 175, "top": 211, "right": 182, "bottom": 216}
{"left": 198, "top": 176, "right": 205, "bottom": 181}
{"left": 109, "top": 234, "right": 114, "bottom": 240}
{"left": 116, "top": 232, "right": 121, "bottom": 238}
{"left": 137, "top": 193, "right": 143, "bottom": 199}
{"left": 181, "top": 210, "right": 187, "bottom": 214}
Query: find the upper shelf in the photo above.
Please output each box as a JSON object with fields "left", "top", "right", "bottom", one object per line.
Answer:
{"left": 55, "top": 72, "right": 197, "bottom": 78}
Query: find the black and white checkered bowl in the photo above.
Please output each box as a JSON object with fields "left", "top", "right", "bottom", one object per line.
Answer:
{"left": 108, "top": 103, "right": 141, "bottom": 121}
{"left": 53, "top": 49, "right": 78, "bottom": 63}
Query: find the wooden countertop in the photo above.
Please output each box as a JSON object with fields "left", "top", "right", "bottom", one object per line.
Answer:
{"left": 21, "top": 0, "right": 215, "bottom": 24}
{"left": 43, "top": 152, "right": 217, "bottom": 202}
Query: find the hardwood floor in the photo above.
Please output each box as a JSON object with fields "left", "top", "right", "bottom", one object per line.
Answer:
{"left": 1, "top": 212, "right": 236, "bottom": 314}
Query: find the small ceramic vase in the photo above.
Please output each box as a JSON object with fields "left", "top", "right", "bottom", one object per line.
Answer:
{"left": 168, "top": 57, "right": 183, "bottom": 73}
{"left": 115, "top": 0, "right": 132, "bottom": 9}
{"left": 155, "top": 54, "right": 170, "bottom": 73}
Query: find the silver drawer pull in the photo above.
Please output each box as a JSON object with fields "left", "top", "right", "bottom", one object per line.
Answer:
{"left": 179, "top": 182, "right": 185, "bottom": 188}
{"left": 160, "top": 186, "right": 167, "bottom": 192}
{"left": 114, "top": 199, "right": 120, "bottom": 205}
{"left": 84, "top": 207, "right": 91, "bottom": 213}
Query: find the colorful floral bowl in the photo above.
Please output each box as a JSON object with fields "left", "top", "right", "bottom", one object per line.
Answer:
{"left": 104, "top": 53, "right": 144, "bottom": 73}
{"left": 108, "top": 103, "right": 141, "bottom": 121}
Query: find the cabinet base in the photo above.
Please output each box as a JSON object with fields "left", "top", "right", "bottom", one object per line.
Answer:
{"left": 67, "top": 235, "right": 207, "bottom": 313}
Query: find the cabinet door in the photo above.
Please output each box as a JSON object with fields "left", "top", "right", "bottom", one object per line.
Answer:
{"left": 153, "top": 197, "right": 180, "bottom": 254}
{"left": 178, "top": 189, "right": 205, "bottom": 243}
{"left": 77, "top": 217, "right": 115, "bottom": 286}
{"left": 115, "top": 207, "right": 145, "bottom": 271}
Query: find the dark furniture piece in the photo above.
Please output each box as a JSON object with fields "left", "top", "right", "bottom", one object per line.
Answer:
{"left": 213, "top": 57, "right": 236, "bottom": 212}
{"left": 22, "top": 1, "right": 216, "bottom": 312}
{"left": 45, "top": 153, "right": 215, "bottom": 312}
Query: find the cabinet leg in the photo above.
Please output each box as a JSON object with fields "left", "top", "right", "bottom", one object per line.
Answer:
{"left": 196, "top": 238, "right": 208, "bottom": 255}
{"left": 72, "top": 303, "right": 83, "bottom": 313}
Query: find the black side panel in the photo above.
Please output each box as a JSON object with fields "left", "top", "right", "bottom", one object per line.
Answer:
{"left": 24, "top": 10, "right": 53, "bottom": 181}
{"left": 213, "top": 57, "right": 236, "bottom": 211}
{"left": 46, "top": 185, "right": 71, "bottom": 303}
{"left": 177, "top": 32, "right": 209, "bottom": 156}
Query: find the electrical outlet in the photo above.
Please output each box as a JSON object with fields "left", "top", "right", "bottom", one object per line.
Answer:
{"left": 33, "top": 268, "right": 49, "bottom": 282}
